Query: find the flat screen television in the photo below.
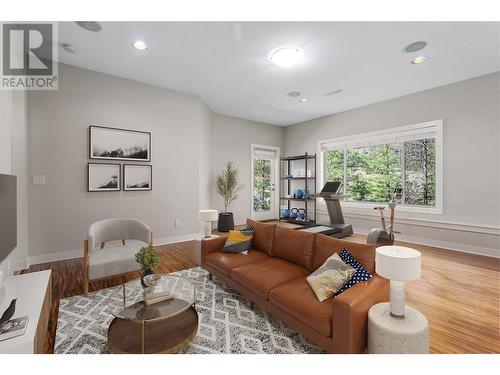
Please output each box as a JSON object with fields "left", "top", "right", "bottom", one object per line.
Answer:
{"left": 0, "top": 174, "right": 17, "bottom": 264}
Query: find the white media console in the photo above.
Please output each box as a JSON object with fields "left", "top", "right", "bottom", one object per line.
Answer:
{"left": 0, "top": 270, "right": 52, "bottom": 353}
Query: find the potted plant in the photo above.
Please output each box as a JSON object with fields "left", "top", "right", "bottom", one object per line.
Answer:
{"left": 134, "top": 245, "right": 161, "bottom": 288}
{"left": 216, "top": 161, "right": 243, "bottom": 232}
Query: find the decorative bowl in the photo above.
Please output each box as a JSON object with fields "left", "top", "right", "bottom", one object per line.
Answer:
{"left": 143, "top": 273, "right": 161, "bottom": 287}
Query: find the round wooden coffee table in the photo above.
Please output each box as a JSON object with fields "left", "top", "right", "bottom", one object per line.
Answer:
{"left": 107, "top": 275, "right": 198, "bottom": 354}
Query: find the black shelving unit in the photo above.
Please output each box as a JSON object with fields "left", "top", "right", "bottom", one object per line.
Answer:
{"left": 279, "top": 153, "right": 316, "bottom": 225}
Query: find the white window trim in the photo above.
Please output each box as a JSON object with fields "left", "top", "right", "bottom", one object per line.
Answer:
{"left": 316, "top": 119, "right": 443, "bottom": 215}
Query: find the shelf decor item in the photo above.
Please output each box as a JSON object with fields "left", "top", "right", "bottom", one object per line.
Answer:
{"left": 198, "top": 209, "right": 218, "bottom": 238}
{"left": 294, "top": 188, "right": 304, "bottom": 199}
{"left": 89, "top": 125, "right": 151, "bottom": 162}
{"left": 134, "top": 245, "right": 161, "bottom": 288}
{"left": 216, "top": 161, "right": 243, "bottom": 232}
{"left": 281, "top": 208, "right": 290, "bottom": 218}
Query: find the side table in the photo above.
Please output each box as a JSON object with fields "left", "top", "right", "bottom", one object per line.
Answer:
{"left": 367, "top": 302, "right": 429, "bottom": 353}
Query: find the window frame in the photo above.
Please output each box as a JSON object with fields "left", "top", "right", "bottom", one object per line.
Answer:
{"left": 317, "top": 120, "right": 443, "bottom": 215}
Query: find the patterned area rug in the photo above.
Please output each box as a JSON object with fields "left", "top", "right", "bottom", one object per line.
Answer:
{"left": 55, "top": 267, "right": 325, "bottom": 354}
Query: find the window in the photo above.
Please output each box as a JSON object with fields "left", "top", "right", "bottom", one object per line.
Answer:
{"left": 319, "top": 120, "right": 442, "bottom": 213}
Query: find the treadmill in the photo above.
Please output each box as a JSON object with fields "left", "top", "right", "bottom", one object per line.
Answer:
{"left": 296, "top": 181, "right": 353, "bottom": 238}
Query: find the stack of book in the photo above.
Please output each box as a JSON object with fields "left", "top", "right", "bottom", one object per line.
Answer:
{"left": 144, "top": 287, "right": 173, "bottom": 306}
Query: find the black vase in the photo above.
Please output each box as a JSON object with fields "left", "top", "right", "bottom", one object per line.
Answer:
{"left": 141, "top": 269, "right": 154, "bottom": 288}
{"left": 217, "top": 212, "right": 234, "bottom": 232}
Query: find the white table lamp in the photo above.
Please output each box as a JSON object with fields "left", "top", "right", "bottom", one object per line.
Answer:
{"left": 376, "top": 246, "right": 421, "bottom": 318}
{"left": 198, "top": 209, "right": 218, "bottom": 238}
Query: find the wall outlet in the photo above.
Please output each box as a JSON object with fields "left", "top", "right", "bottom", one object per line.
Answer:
{"left": 32, "top": 175, "right": 46, "bottom": 185}
{"left": 174, "top": 219, "right": 181, "bottom": 228}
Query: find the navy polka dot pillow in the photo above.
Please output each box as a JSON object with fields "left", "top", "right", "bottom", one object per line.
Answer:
{"left": 335, "top": 249, "right": 373, "bottom": 295}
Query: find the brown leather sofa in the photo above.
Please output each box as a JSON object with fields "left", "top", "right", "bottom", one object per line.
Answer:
{"left": 201, "top": 219, "right": 389, "bottom": 353}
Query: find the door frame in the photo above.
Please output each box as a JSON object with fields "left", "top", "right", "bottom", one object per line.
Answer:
{"left": 250, "top": 144, "right": 281, "bottom": 221}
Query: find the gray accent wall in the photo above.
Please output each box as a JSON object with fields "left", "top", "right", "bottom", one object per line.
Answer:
{"left": 211, "top": 113, "right": 284, "bottom": 225}
{"left": 284, "top": 72, "right": 500, "bottom": 256}
{"left": 27, "top": 64, "right": 213, "bottom": 261}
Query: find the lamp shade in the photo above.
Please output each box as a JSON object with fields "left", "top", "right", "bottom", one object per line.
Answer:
{"left": 376, "top": 246, "right": 421, "bottom": 281}
{"left": 198, "top": 209, "right": 218, "bottom": 222}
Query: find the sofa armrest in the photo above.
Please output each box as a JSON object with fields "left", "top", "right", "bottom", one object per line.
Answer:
{"left": 331, "top": 275, "right": 389, "bottom": 353}
{"left": 200, "top": 236, "right": 227, "bottom": 265}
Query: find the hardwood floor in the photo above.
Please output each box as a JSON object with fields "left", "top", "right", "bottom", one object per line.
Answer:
{"left": 24, "top": 228, "right": 499, "bottom": 354}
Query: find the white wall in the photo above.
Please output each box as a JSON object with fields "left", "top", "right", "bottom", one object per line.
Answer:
{"left": 211, "top": 113, "right": 284, "bottom": 225}
{"left": 0, "top": 89, "right": 29, "bottom": 277}
{"left": 27, "top": 64, "right": 213, "bottom": 264}
{"left": 284, "top": 72, "right": 500, "bottom": 257}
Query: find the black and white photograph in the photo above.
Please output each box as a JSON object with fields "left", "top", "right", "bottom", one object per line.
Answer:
{"left": 87, "top": 163, "right": 121, "bottom": 192}
{"left": 89, "top": 125, "right": 151, "bottom": 162}
{"left": 123, "top": 164, "right": 152, "bottom": 191}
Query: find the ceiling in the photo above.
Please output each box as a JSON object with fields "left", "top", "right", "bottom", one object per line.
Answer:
{"left": 57, "top": 22, "right": 500, "bottom": 126}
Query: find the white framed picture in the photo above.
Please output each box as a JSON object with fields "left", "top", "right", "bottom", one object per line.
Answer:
{"left": 123, "top": 164, "right": 152, "bottom": 191}
{"left": 87, "top": 163, "right": 121, "bottom": 192}
{"left": 89, "top": 125, "right": 151, "bottom": 162}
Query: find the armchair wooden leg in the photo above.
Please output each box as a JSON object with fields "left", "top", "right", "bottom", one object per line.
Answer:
{"left": 122, "top": 239, "right": 126, "bottom": 245}
{"left": 83, "top": 239, "right": 89, "bottom": 297}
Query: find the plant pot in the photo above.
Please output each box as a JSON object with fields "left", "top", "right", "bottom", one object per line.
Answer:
{"left": 141, "top": 269, "right": 154, "bottom": 289}
{"left": 217, "top": 212, "right": 234, "bottom": 232}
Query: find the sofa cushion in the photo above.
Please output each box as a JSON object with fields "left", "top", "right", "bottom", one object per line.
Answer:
{"left": 205, "top": 250, "right": 269, "bottom": 276}
{"left": 231, "top": 257, "right": 309, "bottom": 299}
{"left": 271, "top": 226, "right": 315, "bottom": 270}
{"left": 313, "top": 234, "right": 376, "bottom": 273}
{"left": 246, "top": 219, "right": 276, "bottom": 255}
{"left": 88, "top": 243, "right": 143, "bottom": 280}
{"left": 270, "top": 277, "right": 334, "bottom": 337}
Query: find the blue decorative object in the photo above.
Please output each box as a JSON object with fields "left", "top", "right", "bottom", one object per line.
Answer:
{"left": 281, "top": 208, "right": 290, "bottom": 218}
{"left": 290, "top": 208, "right": 299, "bottom": 219}
{"left": 336, "top": 249, "right": 373, "bottom": 295}
{"left": 294, "top": 189, "right": 304, "bottom": 199}
{"left": 297, "top": 208, "right": 305, "bottom": 220}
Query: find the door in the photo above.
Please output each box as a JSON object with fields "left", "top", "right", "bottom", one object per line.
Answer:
{"left": 251, "top": 145, "right": 279, "bottom": 221}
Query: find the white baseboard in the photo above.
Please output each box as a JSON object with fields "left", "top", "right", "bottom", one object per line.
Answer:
{"left": 353, "top": 227, "right": 500, "bottom": 259}
{"left": 9, "top": 259, "right": 28, "bottom": 272}
{"left": 27, "top": 232, "right": 201, "bottom": 266}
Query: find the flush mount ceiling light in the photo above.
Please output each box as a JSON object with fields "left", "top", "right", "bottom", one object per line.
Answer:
{"left": 402, "top": 41, "right": 427, "bottom": 54}
{"left": 411, "top": 56, "right": 428, "bottom": 65}
{"left": 76, "top": 21, "right": 102, "bottom": 32}
{"left": 288, "top": 91, "right": 301, "bottom": 97}
{"left": 133, "top": 40, "right": 148, "bottom": 51}
{"left": 269, "top": 46, "right": 304, "bottom": 68}
{"left": 299, "top": 98, "right": 309, "bottom": 103}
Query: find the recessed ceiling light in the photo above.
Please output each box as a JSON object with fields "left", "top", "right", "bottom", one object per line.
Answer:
{"left": 411, "top": 56, "right": 428, "bottom": 65}
{"left": 61, "top": 43, "right": 77, "bottom": 53}
{"left": 299, "top": 98, "right": 309, "bottom": 103}
{"left": 269, "top": 46, "right": 304, "bottom": 68}
{"left": 325, "top": 89, "right": 342, "bottom": 96}
{"left": 402, "top": 41, "right": 427, "bottom": 54}
{"left": 288, "top": 91, "right": 301, "bottom": 97}
{"left": 133, "top": 40, "right": 148, "bottom": 51}
{"left": 76, "top": 21, "right": 102, "bottom": 32}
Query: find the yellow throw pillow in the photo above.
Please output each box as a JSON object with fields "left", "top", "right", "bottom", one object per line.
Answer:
{"left": 306, "top": 253, "right": 356, "bottom": 302}
{"left": 222, "top": 229, "right": 254, "bottom": 254}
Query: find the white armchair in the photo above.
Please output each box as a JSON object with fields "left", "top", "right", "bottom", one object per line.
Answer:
{"left": 83, "top": 218, "right": 153, "bottom": 296}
